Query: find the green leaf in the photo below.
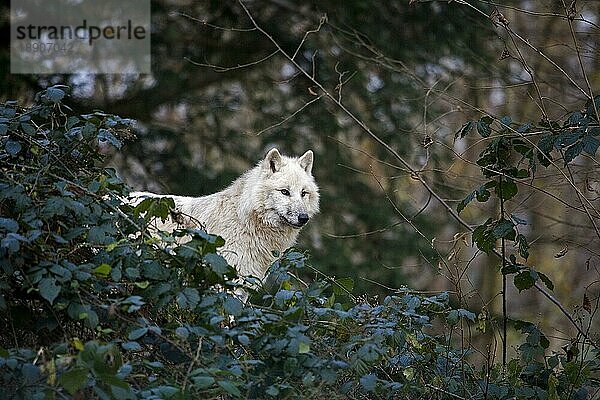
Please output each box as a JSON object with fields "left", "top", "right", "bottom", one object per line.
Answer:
{"left": 93, "top": 263, "right": 111, "bottom": 277}
{"left": 548, "top": 374, "right": 560, "bottom": 400}
{"left": 517, "top": 122, "right": 532, "bottom": 133}
{"left": 176, "top": 288, "right": 200, "bottom": 309}
{"left": 5, "top": 139, "right": 22, "bottom": 156}
{"left": 477, "top": 116, "right": 493, "bottom": 137}
{"left": 21, "top": 122, "right": 36, "bottom": 135}
{"left": 59, "top": 367, "right": 88, "bottom": 395}
{"left": 582, "top": 135, "right": 600, "bottom": 155}
{"left": 218, "top": 380, "right": 242, "bottom": 398}
{"left": 298, "top": 341, "right": 310, "bottom": 354}
{"left": 128, "top": 327, "right": 148, "bottom": 340}
{"left": 66, "top": 116, "right": 79, "bottom": 129}
{"left": 455, "top": 120, "right": 474, "bottom": 140}
{"left": 0, "top": 218, "right": 19, "bottom": 232}
{"left": 516, "top": 234, "right": 530, "bottom": 260}
{"left": 88, "top": 225, "right": 113, "bottom": 245}
{"left": 153, "top": 197, "right": 175, "bottom": 221}
{"left": 458, "top": 308, "right": 476, "bottom": 322}
{"left": 458, "top": 180, "right": 495, "bottom": 214}
{"left": 511, "top": 214, "right": 528, "bottom": 226}
{"left": 563, "top": 142, "right": 584, "bottom": 165}
{"left": 135, "top": 281, "right": 150, "bottom": 289}
{"left": 46, "top": 87, "right": 66, "bottom": 103}
{"left": 122, "top": 341, "right": 142, "bottom": 351}
{"left": 586, "top": 95, "right": 600, "bottom": 117}
{"left": 497, "top": 179, "right": 518, "bottom": 201}
{"left": 203, "top": 253, "right": 230, "bottom": 275}
{"left": 81, "top": 122, "right": 97, "bottom": 139}
{"left": 39, "top": 277, "right": 60, "bottom": 304}
{"left": 1, "top": 107, "right": 16, "bottom": 118}
{"left": 85, "top": 310, "right": 99, "bottom": 329}
{"left": 98, "top": 129, "right": 122, "bottom": 149}
{"left": 457, "top": 191, "right": 476, "bottom": 214}
{"left": 265, "top": 385, "right": 280, "bottom": 396}
{"left": 145, "top": 361, "right": 164, "bottom": 369}
{"left": 110, "top": 383, "right": 136, "bottom": 400}
{"left": 88, "top": 180, "right": 102, "bottom": 193}
{"left": 133, "top": 197, "right": 153, "bottom": 216}
{"left": 21, "top": 363, "right": 40, "bottom": 383}
{"left": 514, "top": 270, "right": 535, "bottom": 292}
{"left": 192, "top": 376, "right": 215, "bottom": 389}
{"left": 472, "top": 218, "right": 495, "bottom": 254}
{"left": 447, "top": 309, "right": 475, "bottom": 324}
{"left": 142, "top": 261, "right": 169, "bottom": 280}
{"left": 492, "top": 219, "right": 515, "bottom": 240}
{"left": 539, "top": 333, "right": 550, "bottom": 349}
{"left": 223, "top": 296, "right": 243, "bottom": 316}
{"left": 476, "top": 181, "right": 495, "bottom": 202}
{"left": 360, "top": 374, "right": 377, "bottom": 392}
{"left": 1, "top": 233, "right": 22, "bottom": 253}
{"left": 538, "top": 271, "right": 554, "bottom": 291}
{"left": 237, "top": 334, "right": 250, "bottom": 345}
{"left": 500, "top": 115, "right": 512, "bottom": 127}
{"left": 538, "top": 133, "right": 555, "bottom": 152}
{"left": 537, "top": 135, "right": 554, "bottom": 167}
{"left": 556, "top": 132, "right": 580, "bottom": 149}
{"left": 447, "top": 309, "right": 459, "bottom": 325}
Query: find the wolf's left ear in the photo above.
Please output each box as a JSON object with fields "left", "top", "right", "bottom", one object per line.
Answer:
{"left": 264, "top": 148, "right": 283, "bottom": 173}
{"left": 298, "top": 150, "right": 314, "bottom": 174}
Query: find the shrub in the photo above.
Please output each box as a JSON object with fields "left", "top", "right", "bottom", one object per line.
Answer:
{"left": 1, "top": 87, "right": 598, "bottom": 399}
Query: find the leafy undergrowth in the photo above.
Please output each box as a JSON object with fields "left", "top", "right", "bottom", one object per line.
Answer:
{"left": 1, "top": 87, "right": 598, "bottom": 399}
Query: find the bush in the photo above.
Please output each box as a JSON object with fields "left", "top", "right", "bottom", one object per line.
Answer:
{"left": 1, "top": 87, "right": 598, "bottom": 399}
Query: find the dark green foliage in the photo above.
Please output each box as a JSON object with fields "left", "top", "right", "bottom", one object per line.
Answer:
{"left": 1, "top": 89, "right": 598, "bottom": 399}
{"left": 454, "top": 101, "right": 600, "bottom": 399}
{"left": 456, "top": 101, "right": 600, "bottom": 264}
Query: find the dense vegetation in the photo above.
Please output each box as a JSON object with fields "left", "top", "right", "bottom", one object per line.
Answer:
{"left": 2, "top": 0, "right": 600, "bottom": 398}
{"left": 1, "top": 86, "right": 599, "bottom": 399}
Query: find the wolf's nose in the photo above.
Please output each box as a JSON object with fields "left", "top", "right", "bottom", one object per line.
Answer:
{"left": 298, "top": 213, "right": 309, "bottom": 226}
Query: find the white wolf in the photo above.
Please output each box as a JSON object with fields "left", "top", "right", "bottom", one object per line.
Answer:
{"left": 130, "top": 148, "right": 319, "bottom": 281}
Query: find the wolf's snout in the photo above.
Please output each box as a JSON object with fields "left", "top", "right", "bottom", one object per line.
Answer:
{"left": 298, "top": 213, "right": 309, "bottom": 226}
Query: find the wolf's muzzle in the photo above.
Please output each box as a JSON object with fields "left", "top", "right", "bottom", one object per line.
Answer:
{"left": 298, "top": 213, "right": 309, "bottom": 226}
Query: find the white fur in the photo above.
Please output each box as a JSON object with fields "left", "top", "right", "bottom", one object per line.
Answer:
{"left": 129, "top": 149, "right": 319, "bottom": 280}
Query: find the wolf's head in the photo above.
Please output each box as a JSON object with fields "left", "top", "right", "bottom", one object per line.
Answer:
{"left": 243, "top": 148, "right": 320, "bottom": 230}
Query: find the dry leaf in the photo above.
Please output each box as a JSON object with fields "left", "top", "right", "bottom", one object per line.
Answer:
{"left": 583, "top": 293, "right": 591, "bottom": 313}
{"left": 554, "top": 245, "right": 568, "bottom": 258}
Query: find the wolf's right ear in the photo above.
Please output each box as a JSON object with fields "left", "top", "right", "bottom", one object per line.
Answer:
{"left": 298, "top": 150, "right": 314, "bottom": 174}
{"left": 264, "top": 148, "right": 283, "bottom": 173}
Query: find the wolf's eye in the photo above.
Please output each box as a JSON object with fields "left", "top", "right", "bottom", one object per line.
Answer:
{"left": 280, "top": 189, "right": 290, "bottom": 196}
{"left": 301, "top": 191, "right": 308, "bottom": 197}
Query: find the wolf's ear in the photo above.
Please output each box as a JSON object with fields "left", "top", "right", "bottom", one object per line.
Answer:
{"left": 298, "top": 150, "right": 314, "bottom": 174}
{"left": 264, "top": 148, "right": 283, "bottom": 173}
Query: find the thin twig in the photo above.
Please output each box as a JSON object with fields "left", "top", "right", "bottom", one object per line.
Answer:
{"left": 248, "top": 95, "right": 323, "bottom": 136}
{"left": 184, "top": 50, "right": 279, "bottom": 73}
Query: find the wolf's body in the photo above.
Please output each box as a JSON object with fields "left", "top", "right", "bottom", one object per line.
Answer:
{"left": 130, "top": 149, "right": 319, "bottom": 280}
